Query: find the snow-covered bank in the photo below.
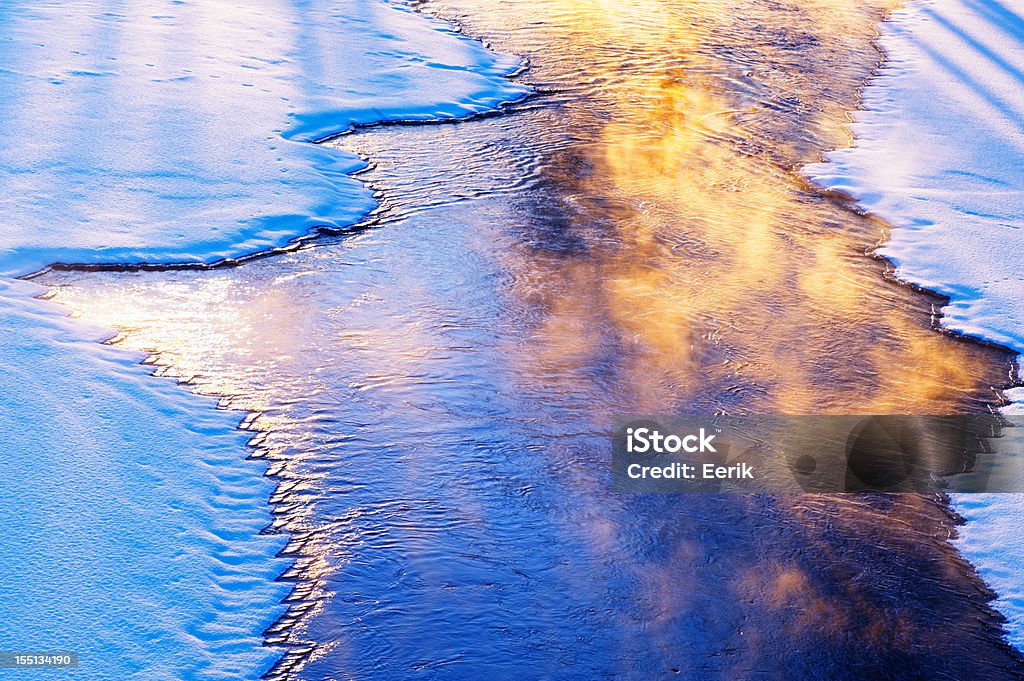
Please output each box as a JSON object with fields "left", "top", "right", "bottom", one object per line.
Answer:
{"left": 0, "top": 277, "right": 287, "bottom": 679}
{"left": 0, "top": 1, "right": 529, "bottom": 276}
{"left": 0, "top": 1, "right": 527, "bottom": 677}
{"left": 805, "top": 0, "right": 1024, "bottom": 650}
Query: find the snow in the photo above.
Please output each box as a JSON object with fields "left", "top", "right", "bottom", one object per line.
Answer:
{"left": 805, "top": 0, "right": 1024, "bottom": 651}
{"left": 0, "top": 0, "right": 529, "bottom": 276}
{"left": 0, "top": 1, "right": 527, "bottom": 678}
{"left": 0, "top": 277, "right": 288, "bottom": 679}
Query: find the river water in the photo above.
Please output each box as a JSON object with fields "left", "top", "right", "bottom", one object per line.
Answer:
{"left": 43, "top": 0, "right": 1024, "bottom": 678}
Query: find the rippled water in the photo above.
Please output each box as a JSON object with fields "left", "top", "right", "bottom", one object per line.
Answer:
{"left": 43, "top": 0, "right": 1024, "bottom": 678}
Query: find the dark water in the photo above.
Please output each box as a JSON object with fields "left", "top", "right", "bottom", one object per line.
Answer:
{"left": 45, "top": 0, "right": 1024, "bottom": 678}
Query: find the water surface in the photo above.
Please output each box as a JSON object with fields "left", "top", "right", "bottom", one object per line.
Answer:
{"left": 45, "top": 0, "right": 1023, "bottom": 677}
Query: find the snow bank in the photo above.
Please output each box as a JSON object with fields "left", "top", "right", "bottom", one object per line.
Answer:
{"left": 0, "top": 277, "right": 288, "bottom": 679}
{"left": 0, "top": 1, "right": 527, "bottom": 677}
{"left": 0, "top": 0, "right": 529, "bottom": 276}
{"left": 805, "top": 0, "right": 1024, "bottom": 650}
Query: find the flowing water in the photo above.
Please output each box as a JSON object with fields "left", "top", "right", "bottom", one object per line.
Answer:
{"left": 42, "top": 0, "right": 1024, "bottom": 678}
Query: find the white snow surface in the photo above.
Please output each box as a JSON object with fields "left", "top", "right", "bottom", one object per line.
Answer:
{"left": 0, "top": 0, "right": 528, "bottom": 275}
{"left": 0, "top": 1, "right": 527, "bottom": 678}
{"left": 0, "top": 278, "right": 288, "bottom": 680}
{"left": 805, "top": 0, "right": 1024, "bottom": 652}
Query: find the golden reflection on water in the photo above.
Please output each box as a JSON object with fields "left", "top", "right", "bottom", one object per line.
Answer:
{"left": 448, "top": 0, "right": 1004, "bottom": 416}
{"left": 422, "top": 0, "right": 1016, "bottom": 671}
